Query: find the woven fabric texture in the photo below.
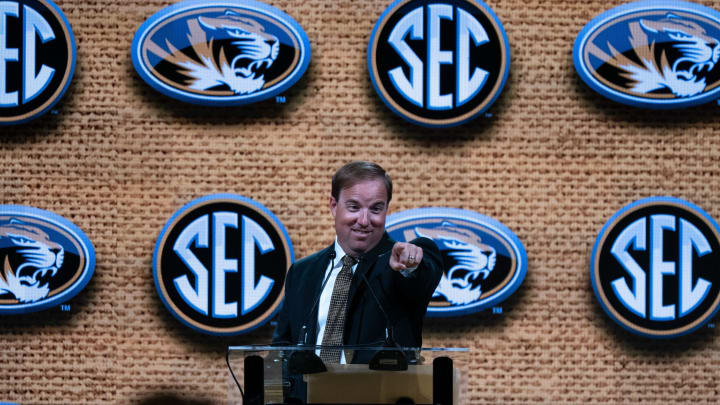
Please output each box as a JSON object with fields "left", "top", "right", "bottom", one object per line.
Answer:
{"left": 2, "top": 0, "right": 720, "bottom": 403}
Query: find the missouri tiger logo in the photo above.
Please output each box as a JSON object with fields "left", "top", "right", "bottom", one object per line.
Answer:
{"left": 0, "top": 0, "right": 76, "bottom": 125}
{"left": 386, "top": 208, "right": 526, "bottom": 317}
{"left": 189, "top": 11, "right": 280, "bottom": 94}
{"left": 131, "top": 0, "right": 310, "bottom": 106}
{"left": 0, "top": 219, "right": 64, "bottom": 303}
{"left": 0, "top": 206, "right": 95, "bottom": 314}
{"left": 574, "top": 1, "right": 720, "bottom": 108}
{"left": 415, "top": 222, "right": 497, "bottom": 306}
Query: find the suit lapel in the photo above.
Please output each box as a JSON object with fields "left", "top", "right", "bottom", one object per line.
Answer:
{"left": 309, "top": 245, "right": 333, "bottom": 295}
{"left": 347, "top": 233, "right": 394, "bottom": 306}
{"left": 304, "top": 244, "right": 334, "bottom": 342}
{"left": 348, "top": 254, "right": 377, "bottom": 304}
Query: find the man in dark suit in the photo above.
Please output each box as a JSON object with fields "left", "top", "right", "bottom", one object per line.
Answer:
{"left": 272, "top": 161, "right": 442, "bottom": 360}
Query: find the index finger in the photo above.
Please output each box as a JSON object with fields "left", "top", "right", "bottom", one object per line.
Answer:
{"left": 392, "top": 242, "right": 407, "bottom": 257}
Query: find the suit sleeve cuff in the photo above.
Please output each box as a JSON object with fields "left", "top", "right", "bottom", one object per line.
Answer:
{"left": 399, "top": 265, "right": 419, "bottom": 278}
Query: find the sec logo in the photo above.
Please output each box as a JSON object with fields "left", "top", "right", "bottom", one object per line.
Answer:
{"left": 386, "top": 207, "right": 526, "bottom": 316}
{"left": 0, "top": 0, "right": 76, "bottom": 125}
{"left": 153, "top": 194, "right": 294, "bottom": 335}
{"left": 131, "top": 0, "right": 310, "bottom": 106}
{"left": 591, "top": 197, "right": 720, "bottom": 338}
{"left": 368, "top": 0, "right": 510, "bottom": 128}
{"left": 574, "top": 0, "right": 720, "bottom": 109}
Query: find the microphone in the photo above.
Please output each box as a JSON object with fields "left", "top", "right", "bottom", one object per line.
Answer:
{"left": 356, "top": 258, "right": 394, "bottom": 343}
{"left": 288, "top": 250, "right": 335, "bottom": 375}
{"left": 298, "top": 250, "right": 336, "bottom": 345}
{"left": 357, "top": 257, "right": 408, "bottom": 371}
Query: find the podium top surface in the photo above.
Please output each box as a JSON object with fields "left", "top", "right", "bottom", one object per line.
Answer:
{"left": 227, "top": 344, "right": 469, "bottom": 353}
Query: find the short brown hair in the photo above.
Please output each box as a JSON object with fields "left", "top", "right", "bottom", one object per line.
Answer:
{"left": 331, "top": 161, "right": 392, "bottom": 203}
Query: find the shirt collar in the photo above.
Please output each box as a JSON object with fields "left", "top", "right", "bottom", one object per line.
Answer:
{"left": 332, "top": 232, "right": 392, "bottom": 266}
{"left": 332, "top": 238, "right": 356, "bottom": 269}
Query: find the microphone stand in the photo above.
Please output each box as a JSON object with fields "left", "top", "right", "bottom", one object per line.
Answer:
{"left": 358, "top": 264, "right": 408, "bottom": 371}
{"left": 288, "top": 251, "right": 336, "bottom": 375}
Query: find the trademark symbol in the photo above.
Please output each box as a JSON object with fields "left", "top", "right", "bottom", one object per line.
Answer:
{"left": 708, "top": 323, "right": 715, "bottom": 329}
{"left": 492, "top": 306, "right": 503, "bottom": 314}
{"left": 275, "top": 96, "right": 286, "bottom": 104}
{"left": 51, "top": 110, "right": 59, "bottom": 115}
{"left": 60, "top": 304, "right": 71, "bottom": 312}
{"left": 484, "top": 113, "right": 493, "bottom": 118}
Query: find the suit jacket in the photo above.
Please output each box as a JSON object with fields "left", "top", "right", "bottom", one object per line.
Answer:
{"left": 272, "top": 232, "right": 442, "bottom": 351}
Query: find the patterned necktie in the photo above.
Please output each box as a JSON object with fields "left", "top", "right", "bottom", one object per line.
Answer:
{"left": 319, "top": 254, "right": 357, "bottom": 363}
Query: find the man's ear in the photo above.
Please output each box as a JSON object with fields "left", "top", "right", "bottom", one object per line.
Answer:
{"left": 329, "top": 196, "right": 337, "bottom": 218}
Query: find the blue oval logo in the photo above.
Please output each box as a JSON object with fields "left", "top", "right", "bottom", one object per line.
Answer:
{"left": 386, "top": 207, "right": 526, "bottom": 316}
{"left": 591, "top": 197, "right": 720, "bottom": 338}
{"left": 367, "top": 0, "right": 510, "bottom": 128}
{"left": 574, "top": 0, "right": 720, "bottom": 109}
{"left": 153, "top": 194, "right": 294, "bottom": 335}
{"left": 0, "top": 205, "right": 95, "bottom": 314}
{"left": 131, "top": 0, "right": 310, "bottom": 106}
{"left": 0, "top": 0, "right": 76, "bottom": 125}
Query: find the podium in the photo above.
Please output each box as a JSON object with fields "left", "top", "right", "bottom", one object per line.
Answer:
{"left": 227, "top": 345, "right": 468, "bottom": 405}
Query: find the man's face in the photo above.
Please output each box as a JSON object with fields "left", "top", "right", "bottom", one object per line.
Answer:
{"left": 330, "top": 178, "right": 389, "bottom": 257}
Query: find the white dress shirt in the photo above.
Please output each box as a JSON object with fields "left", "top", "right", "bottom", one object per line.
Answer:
{"left": 315, "top": 241, "right": 355, "bottom": 363}
{"left": 314, "top": 239, "right": 418, "bottom": 363}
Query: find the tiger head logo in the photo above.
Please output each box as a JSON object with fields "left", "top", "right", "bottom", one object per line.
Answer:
{"left": 0, "top": 219, "right": 65, "bottom": 303}
{"left": 590, "top": 13, "right": 720, "bottom": 97}
{"left": 148, "top": 10, "right": 280, "bottom": 95}
{"left": 415, "top": 221, "right": 496, "bottom": 306}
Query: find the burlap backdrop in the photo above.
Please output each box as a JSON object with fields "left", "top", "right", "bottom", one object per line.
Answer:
{"left": 2, "top": 0, "right": 720, "bottom": 403}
